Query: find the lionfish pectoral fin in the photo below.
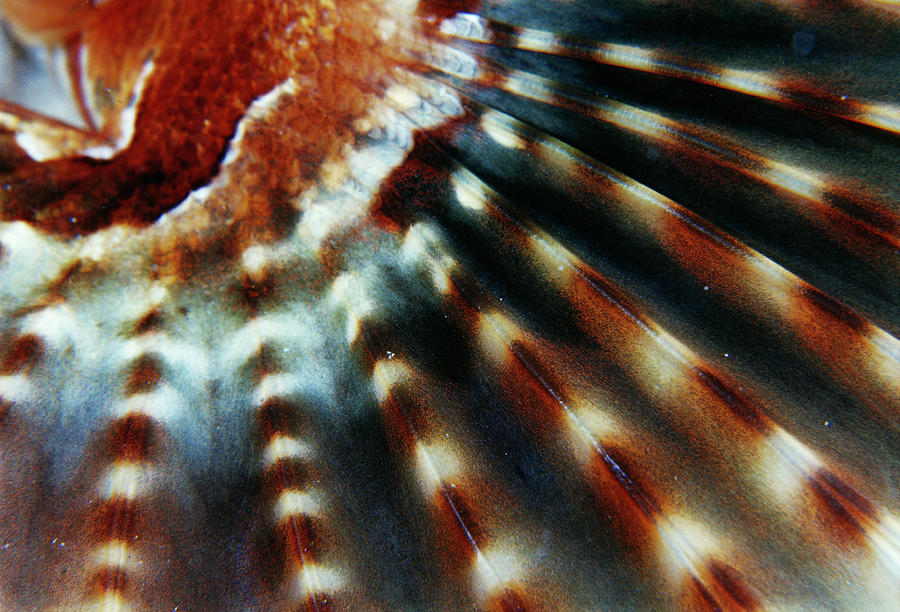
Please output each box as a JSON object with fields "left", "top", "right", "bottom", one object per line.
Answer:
{"left": 0, "top": 0, "right": 899, "bottom": 610}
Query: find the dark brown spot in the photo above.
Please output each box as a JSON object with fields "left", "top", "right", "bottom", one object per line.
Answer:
{"left": 694, "top": 367, "right": 770, "bottom": 434}
{"left": 597, "top": 443, "right": 662, "bottom": 520}
{"left": 800, "top": 287, "right": 865, "bottom": 332}
{"left": 87, "top": 566, "right": 130, "bottom": 599}
{"left": 257, "top": 397, "right": 305, "bottom": 440}
{"left": 94, "top": 497, "right": 138, "bottom": 542}
{"left": 240, "top": 274, "right": 277, "bottom": 312}
{"left": 125, "top": 354, "right": 162, "bottom": 394}
{"left": 132, "top": 309, "right": 162, "bottom": 335}
{"left": 587, "top": 445, "right": 659, "bottom": 555}
{"left": 1, "top": 334, "right": 43, "bottom": 374}
{"left": 487, "top": 588, "right": 530, "bottom": 612}
{"left": 436, "top": 481, "right": 487, "bottom": 552}
{"left": 378, "top": 392, "right": 420, "bottom": 456}
{"left": 262, "top": 458, "right": 311, "bottom": 495}
{"left": 807, "top": 475, "right": 865, "bottom": 540}
{"left": 493, "top": 341, "right": 569, "bottom": 443}
{"left": 687, "top": 575, "right": 723, "bottom": 612}
{"left": 302, "top": 592, "right": 335, "bottom": 612}
{"left": 707, "top": 560, "right": 759, "bottom": 609}
{"left": 106, "top": 413, "right": 153, "bottom": 462}
{"left": 274, "top": 512, "right": 327, "bottom": 566}
{"left": 816, "top": 469, "right": 875, "bottom": 518}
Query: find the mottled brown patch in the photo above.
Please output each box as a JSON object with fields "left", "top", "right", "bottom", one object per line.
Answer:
{"left": 125, "top": 354, "right": 162, "bottom": 394}
{"left": 587, "top": 444, "right": 660, "bottom": 556}
{"left": 1, "top": 333, "right": 42, "bottom": 374}
{"left": 86, "top": 566, "right": 130, "bottom": 600}
{"left": 2, "top": 0, "right": 413, "bottom": 239}
{"left": 257, "top": 397, "right": 305, "bottom": 440}
{"left": 486, "top": 588, "right": 530, "bottom": 612}
{"left": 106, "top": 412, "right": 153, "bottom": 462}
{"left": 707, "top": 560, "right": 759, "bottom": 610}
{"left": 275, "top": 512, "right": 326, "bottom": 566}
{"left": 435, "top": 481, "right": 486, "bottom": 555}
{"left": 262, "top": 458, "right": 312, "bottom": 496}
{"left": 132, "top": 309, "right": 162, "bottom": 335}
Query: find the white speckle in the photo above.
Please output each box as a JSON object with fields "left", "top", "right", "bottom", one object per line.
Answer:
{"left": 242, "top": 245, "right": 269, "bottom": 277}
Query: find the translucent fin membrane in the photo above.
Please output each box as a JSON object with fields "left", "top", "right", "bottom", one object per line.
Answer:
{"left": 416, "top": 26, "right": 899, "bottom": 334}
{"left": 439, "top": 12, "right": 900, "bottom": 136}
{"left": 423, "top": 41, "right": 899, "bottom": 251}
{"left": 443, "top": 105, "right": 900, "bottom": 426}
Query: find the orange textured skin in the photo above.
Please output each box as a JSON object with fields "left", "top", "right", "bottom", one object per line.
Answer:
{"left": 1, "top": 0, "right": 402, "bottom": 239}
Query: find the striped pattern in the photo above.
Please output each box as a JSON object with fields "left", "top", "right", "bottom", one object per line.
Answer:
{"left": 0, "top": 0, "right": 898, "bottom": 609}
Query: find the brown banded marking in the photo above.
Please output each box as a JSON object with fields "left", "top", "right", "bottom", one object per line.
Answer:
{"left": 443, "top": 167, "right": 900, "bottom": 558}
{"left": 85, "top": 348, "right": 162, "bottom": 610}
{"left": 399, "top": 179, "right": 900, "bottom": 606}
{"left": 0, "top": 304, "right": 81, "bottom": 431}
{"left": 440, "top": 109, "right": 899, "bottom": 426}
{"left": 360, "top": 328, "right": 533, "bottom": 611}
{"left": 473, "top": 313, "right": 762, "bottom": 610}
{"left": 0, "top": 0, "right": 896, "bottom": 609}
{"left": 462, "top": 107, "right": 900, "bottom": 445}
{"left": 421, "top": 41, "right": 900, "bottom": 257}
{"left": 759, "top": 428, "right": 900, "bottom": 572}
{"left": 437, "top": 12, "right": 900, "bottom": 136}
{"left": 358, "top": 251, "right": 758, "bottom": 608}
{"left": 442, "top": 167, "right": 779, "bottom": 436}
{"left": 249, "top": 360, "right": 342, "bottom": 610}
{"left": 471, "top": 308, "right": 768, "bottom": 610}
